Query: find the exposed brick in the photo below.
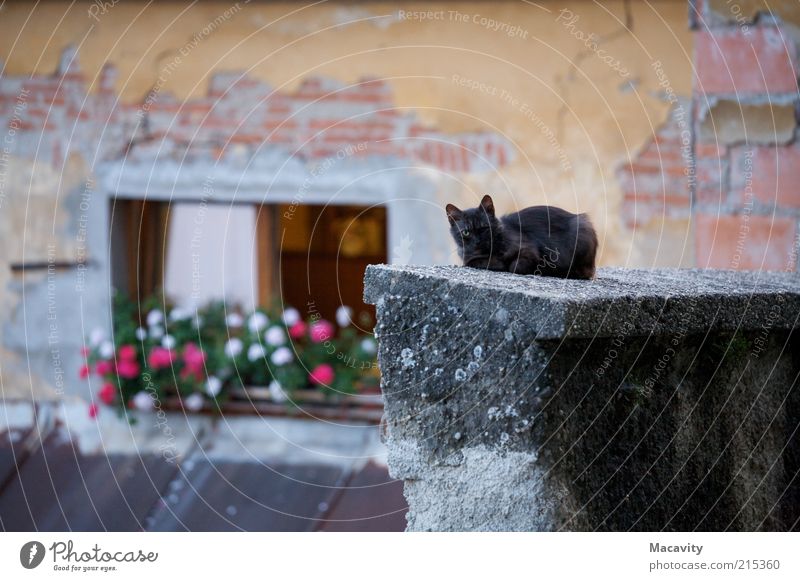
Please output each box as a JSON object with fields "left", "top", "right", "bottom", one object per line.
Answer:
{"left": 695, "top": 27, "right": 798, "bottom": 95}
{"left": 695, "top": 213, "right": 797, "bottom": 271}
{"left": 695, "top": 142, "right": 727, "bottom": 158}
{"left": 730, "top": 146, "right": 800, "bottom": 209}
{"left": 695, "top": 158, "right": 728, "bottom": 205}
{"left": 0, "top": 52, "right": 513, "bottom": 174}
{"left": 619, "top": 103, "right": 693, "bottom": 228}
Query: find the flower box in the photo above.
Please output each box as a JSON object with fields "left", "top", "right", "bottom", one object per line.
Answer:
{"left": 80, "top": 294, "right": 380, "bottom": 422}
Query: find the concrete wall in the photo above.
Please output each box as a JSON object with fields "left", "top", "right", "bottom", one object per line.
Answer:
{"left": 364, "top": 264, "right": 800, "bottom": 531}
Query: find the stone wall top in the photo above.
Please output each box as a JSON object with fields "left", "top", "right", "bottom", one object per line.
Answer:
{"left": 364, "top": 264, "right": 800, "bottom": 340}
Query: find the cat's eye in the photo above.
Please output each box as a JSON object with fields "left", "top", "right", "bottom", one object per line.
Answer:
{"left": 461, "top": 229, "right": 470, "bottom": 238}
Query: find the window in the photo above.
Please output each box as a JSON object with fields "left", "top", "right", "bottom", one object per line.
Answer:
{"left": 110, "top": 199, "right": 387, "bottom": 322}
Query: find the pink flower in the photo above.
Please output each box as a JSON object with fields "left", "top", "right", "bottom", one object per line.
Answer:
{"left": 95, "top": 359, "right": 114, "bottom": 376}
{"left": 289, "top": 321, "right": 307, "bottom": 340}
{"left": 80, "top": 346, "right": 90, "bottom": 357}
{"left": 119, "top": 344, "right": 137, "bottom": 361}
{"left": 309, "top": 363, "right": 335, "bottom": 386}
{"left": 88, "top": 403, "right": 99, "bottom": 419}
{"left": 148, "top": 347, "right": 176, "bottom": 370}
{"left": 99, "top": 383, "right": 116, "bottom": 405}
{"left": 181, "top": 342, "right": 206, "bottom": 381}
{"left": 117, "top": 359, "right": 140, "bottom": 379}
{"left": 310, "top": 320, "right": 334, "bottom": 343}
{"left": 78, "top": 364, "right": 91, "bottom": 379}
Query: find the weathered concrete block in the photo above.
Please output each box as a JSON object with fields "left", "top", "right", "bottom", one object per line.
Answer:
{"left": 364, "top": 265, "right": 800, "bottom": 531}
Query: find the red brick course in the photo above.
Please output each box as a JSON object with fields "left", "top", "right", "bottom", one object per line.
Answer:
{"left": 695, "top": 27, "right": 798, "bottom": 95}
{"left": 730, "top": 146, "right": 800, "bottom": 209}
{"left": 695, "top": 213, "right": 798, "bottom": 271}
{"left": 0, "top": 61, "right": 513, "bottom": 173}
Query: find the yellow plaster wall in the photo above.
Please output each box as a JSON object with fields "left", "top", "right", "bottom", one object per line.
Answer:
{"left": 0, "top": 1, "right": 693, "bottom": 268}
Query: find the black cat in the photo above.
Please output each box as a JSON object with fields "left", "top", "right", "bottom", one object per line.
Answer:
{"left": 446, "top": 195, "right": 598, "bottom": 279}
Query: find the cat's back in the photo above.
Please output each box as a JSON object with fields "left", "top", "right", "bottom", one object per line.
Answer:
{"left": 500, "top": 205, "right": 579, "bottom": 236}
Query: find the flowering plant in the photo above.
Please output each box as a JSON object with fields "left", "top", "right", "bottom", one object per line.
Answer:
{"left": 80, "top": 292, "right": 379, "bottom": 417}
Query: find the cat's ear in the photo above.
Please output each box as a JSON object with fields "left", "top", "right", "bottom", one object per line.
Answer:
{"left": 445, "top": 203, "right": 462, "bottom": 224}
{"left": 480, "top": 195, "right": 495, "bottom": 217}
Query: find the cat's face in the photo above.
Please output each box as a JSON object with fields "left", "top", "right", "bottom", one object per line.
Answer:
{"left": 446, "top": 195, "right": 501, "bottom": 258}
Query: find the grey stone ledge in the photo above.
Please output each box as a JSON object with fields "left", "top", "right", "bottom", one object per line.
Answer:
{"left": 365, "top": 264, "right": 800, "bottom": 340}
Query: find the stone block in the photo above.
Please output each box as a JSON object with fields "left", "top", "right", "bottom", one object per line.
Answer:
{"left": 365, "top": 264, "right": 800, "bottom": 530}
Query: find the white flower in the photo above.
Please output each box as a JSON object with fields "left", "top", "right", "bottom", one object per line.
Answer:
{"left": 205, "top": 376, "right": 222, "bottom": 397}
{"left": 161, "top": 335, "right": 176, "bottom": 349}
{"left": 225, "top": 313, "right": 244, "bottom": 328}
{"left": 135, "top": 327, "right": 147, "bottom": 341}
{"left": 336, "top": 305, "right": 353, "bottom": 327}
{"left": 360, "top": 338, "right": 377, "bottom": 354}
{"left": 169, "top": 307, "right": 192, "bottom": 322}
{"left": 264, "top": 326, "right": 286, "bottom": 346}
{"left": 132, "top": 391, "right": 154, "bottom": 412}
{"left": 184, "top": 392, "right": 204, "bottom": 412}
{"left": 247, "top": 343, "right": 265, "bottom": 362}
{"left": 269, "top": 380, "right": 288, "bottom": 402}
{"left": 282, "top": 307, "right": 300, "bottom": 326}
{"left": 248, "top": 311, "right": 269, "bottom": 333}
{"left": 270, "top": 346, "right": 293, "bottom": 366}
{"left": 89, "top": 327, "right": 106, "bottom": 347}
{"left": 224, "top": 338, "right": 243, "bottom": 358}
{"left": 146, "top": 309, "right": 163, "bottom": 327}
{"left": 98, "top": 340, "right": 114, "bottom": 359}
{"left": 149, "top": 325, "right": 164, "bottom": 339}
